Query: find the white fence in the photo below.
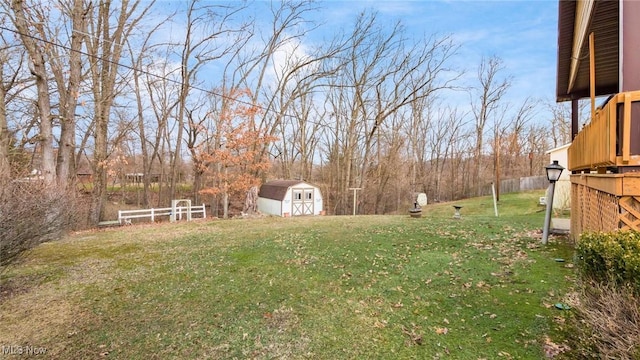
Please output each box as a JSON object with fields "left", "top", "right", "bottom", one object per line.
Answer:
{"left": 118, "top": 204, "right": 206, "bottom": 225}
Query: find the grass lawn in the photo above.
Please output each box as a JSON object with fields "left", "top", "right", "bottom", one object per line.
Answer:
{"left": 0, "top": 191, "right": 575, "bottom": 359}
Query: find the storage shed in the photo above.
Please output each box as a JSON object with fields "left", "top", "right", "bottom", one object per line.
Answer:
{"left": 257, "top": 180, "right": 324, "bottom": 217}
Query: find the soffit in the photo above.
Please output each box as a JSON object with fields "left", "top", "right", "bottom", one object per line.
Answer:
{"left": 557, "top": 0, "right": 619, "bottom": 102}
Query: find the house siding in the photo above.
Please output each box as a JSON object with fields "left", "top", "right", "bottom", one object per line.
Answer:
{"left": 257, "top": 197, "right": 282, "bottom": 216}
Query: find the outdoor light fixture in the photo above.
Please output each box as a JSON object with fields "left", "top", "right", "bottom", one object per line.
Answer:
{"left": 542, "top": 160, "right": 565, "bottom": 245}
{"left": 545, "top": 160, "right": 564, "bottom": 183}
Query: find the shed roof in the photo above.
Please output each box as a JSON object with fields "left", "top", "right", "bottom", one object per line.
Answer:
{"left": 258, "top": 180, "right": 305, "bottom": 201}
{"left": 546, "top": 143, "right": 571, "bottom": 154}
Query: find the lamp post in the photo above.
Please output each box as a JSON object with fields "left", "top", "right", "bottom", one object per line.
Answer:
{"left": 542, "top": 160, "right": 565, "bottom": 244}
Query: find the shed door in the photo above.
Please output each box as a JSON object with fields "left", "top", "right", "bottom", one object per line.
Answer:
{"left": 292, "top": 188, "right": 314, "bottom": 216}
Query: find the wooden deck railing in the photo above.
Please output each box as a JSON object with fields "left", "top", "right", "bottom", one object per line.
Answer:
{"left": 568, "top": 90, "right": 640, "bottom": 171}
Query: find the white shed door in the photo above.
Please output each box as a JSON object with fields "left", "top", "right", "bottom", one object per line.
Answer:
{"left": 292, "top": 188, "right": 314, "bottom": 215}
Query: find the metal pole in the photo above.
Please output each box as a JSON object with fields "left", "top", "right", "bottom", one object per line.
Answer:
{"left": 491, "top": 182, "right": 499, "bottom": 217}
{"left": 353, "top": 190, "right": 356, "bottom": 216}
{"left": 542, "top": 181, "right": 556, "bottom": 245}
{"left": 348, "top": 187, "right": 361, "bottom": 216}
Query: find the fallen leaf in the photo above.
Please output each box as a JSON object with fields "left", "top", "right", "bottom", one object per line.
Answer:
{"left": 374, "top": 320, "right": 387, "bottom": 329}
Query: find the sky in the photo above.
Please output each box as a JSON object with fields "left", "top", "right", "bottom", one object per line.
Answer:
{"left": 152, "top": 0, "right": 562, "bottom": 121}
{"left": 313, "top": 0, "right": 560, "bottom": 105}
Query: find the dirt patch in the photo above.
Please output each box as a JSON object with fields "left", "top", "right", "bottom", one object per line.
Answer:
{"left": 263, "top": 306, "right": 299, "bottom": 332}
{"left": 249, "top": 307, "right": 311, "bottom": 359}
{"left": 0, "top": 275, "right": 43, "bottom": 301}
{"left": 66, "top": 258, "right": 115, "bottom": 285}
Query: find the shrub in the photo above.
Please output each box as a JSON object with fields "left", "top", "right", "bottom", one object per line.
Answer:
{"left": 575, "top": 231, "right": 640, "bottom": 293}
{"left": 0, "top": 181, "right": 77, "bottom": 270}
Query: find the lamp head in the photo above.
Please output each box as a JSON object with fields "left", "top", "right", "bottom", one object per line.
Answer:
{"left": 545, "top": 160, "right": 564, "bottom": 183}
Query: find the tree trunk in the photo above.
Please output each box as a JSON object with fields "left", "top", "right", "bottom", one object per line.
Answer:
{"left": 87, "top": 0, "right": 148, "bottom": 223}
{"left": 10, "top": 0, "right": 56, "bottom": 185}
{"left": 55, "top": 0, "right": 87, "bottom": 189}
{"left": 0, "top": 72, "right": 10, "bottom": 185}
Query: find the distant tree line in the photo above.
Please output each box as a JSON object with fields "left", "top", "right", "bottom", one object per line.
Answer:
{"left": 0, "top": 0, "right": 579, "bottom": 227}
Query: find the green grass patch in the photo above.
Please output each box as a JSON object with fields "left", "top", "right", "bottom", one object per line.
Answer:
{"left": 0, "top": 191, "right": 575, "bottom": 359}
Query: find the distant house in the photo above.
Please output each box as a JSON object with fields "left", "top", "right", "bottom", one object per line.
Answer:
{"left": 257, "top": 180, "right": 324, "bottom": 217}
{"left": 76, "top": 172, "right": 94, "bottom": 184}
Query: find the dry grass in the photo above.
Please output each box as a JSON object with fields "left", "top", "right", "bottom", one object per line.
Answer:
{"left": 563, "top": 281, "right": 640, "bottom": 359}
{"left": 0, "top": 278, "right": 92, "bottom": 358}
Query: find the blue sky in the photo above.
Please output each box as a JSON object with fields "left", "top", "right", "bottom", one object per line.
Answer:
{"left": 314, "top": 0, "right": 560, "bottom": 105}
{"left": 155, "top": 0, "right": 561, "bottom": 119}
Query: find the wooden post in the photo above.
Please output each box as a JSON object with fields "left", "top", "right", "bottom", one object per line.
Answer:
{"left": 348, "top": 187, "right": 361, "bottom": 216}
{"left": 571, "top": 99, "right": 579, "bottom": 140}
{"left": 589, "top": 32, "right": 596, "bottom": 122}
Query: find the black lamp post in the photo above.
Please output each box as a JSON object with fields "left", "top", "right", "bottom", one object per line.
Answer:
{"left": 542, "top": 160, "right": 565, "bottom": 244}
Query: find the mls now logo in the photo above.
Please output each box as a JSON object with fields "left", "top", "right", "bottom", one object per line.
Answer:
{"left": 2, "top": 345, "right": 47, "bottom": 356}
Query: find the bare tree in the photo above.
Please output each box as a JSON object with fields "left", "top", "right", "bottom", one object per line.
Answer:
{"left": 503, "top": 98, "right": 537, "bottom": 178}
{"left": 0, "top": 31, "right": 26, "bottom": 184}
{"left": 524, "top": 123, "right": 550, "bottom": 176}
{"left": 0, "top": 57, "right": 9, "bottom": 185}
{"left": 547, "top": 101, "right": 578, "bottom": 148}
{"left": 126, "top": 17, "right": 172, "bottom": 207}
{"left": 85, "top": 0, "right": 153, "bottom": 224}
{"left": 282, "top": 83, "right": 324, "bottom": 181}
{"left": 366, "top": 109, "right": 406, "bottom": 214}
{"left": 270, "top": 40, "right": 346, "bottom": 182}
{"left": 185, "top": 98, "right": 213, "bottom": 205}
{"left": 432, "top": 107, "right": 468, "bottom": 201}
{"left": 359, "top": 33, "right": 459, "bottom": 190}
{"left": 7, "top": 0, "right": 91, "bottom": 188}
{"left": 488, "top": 104, "right": 508, "bottom": 201}
{"left": 470, "top": 56, "right": 511, "bottom": 196}
{"left": 9, "top": 0, "right": 57, "bottom": 184}
{"left": 50, "top": 0, "right": 90, "bottom": 189}
{"left": 227, "top": 1, "right": 324, "bottom": 177}
{"left": 320, "top": 10, "right": 459, "bottom": 214}
{"left": 139, "top": 55, "right": 181, "bottom": 206}
{"left": 168, "top": 1, "right": 247, "bottom": 202}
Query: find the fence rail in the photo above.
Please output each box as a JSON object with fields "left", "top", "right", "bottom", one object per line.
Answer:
{"left": 479, "top": 175, "right": 547, "bottom": 197}
{"left": 118, "top": 204, "right": 206, "bottom": 224}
